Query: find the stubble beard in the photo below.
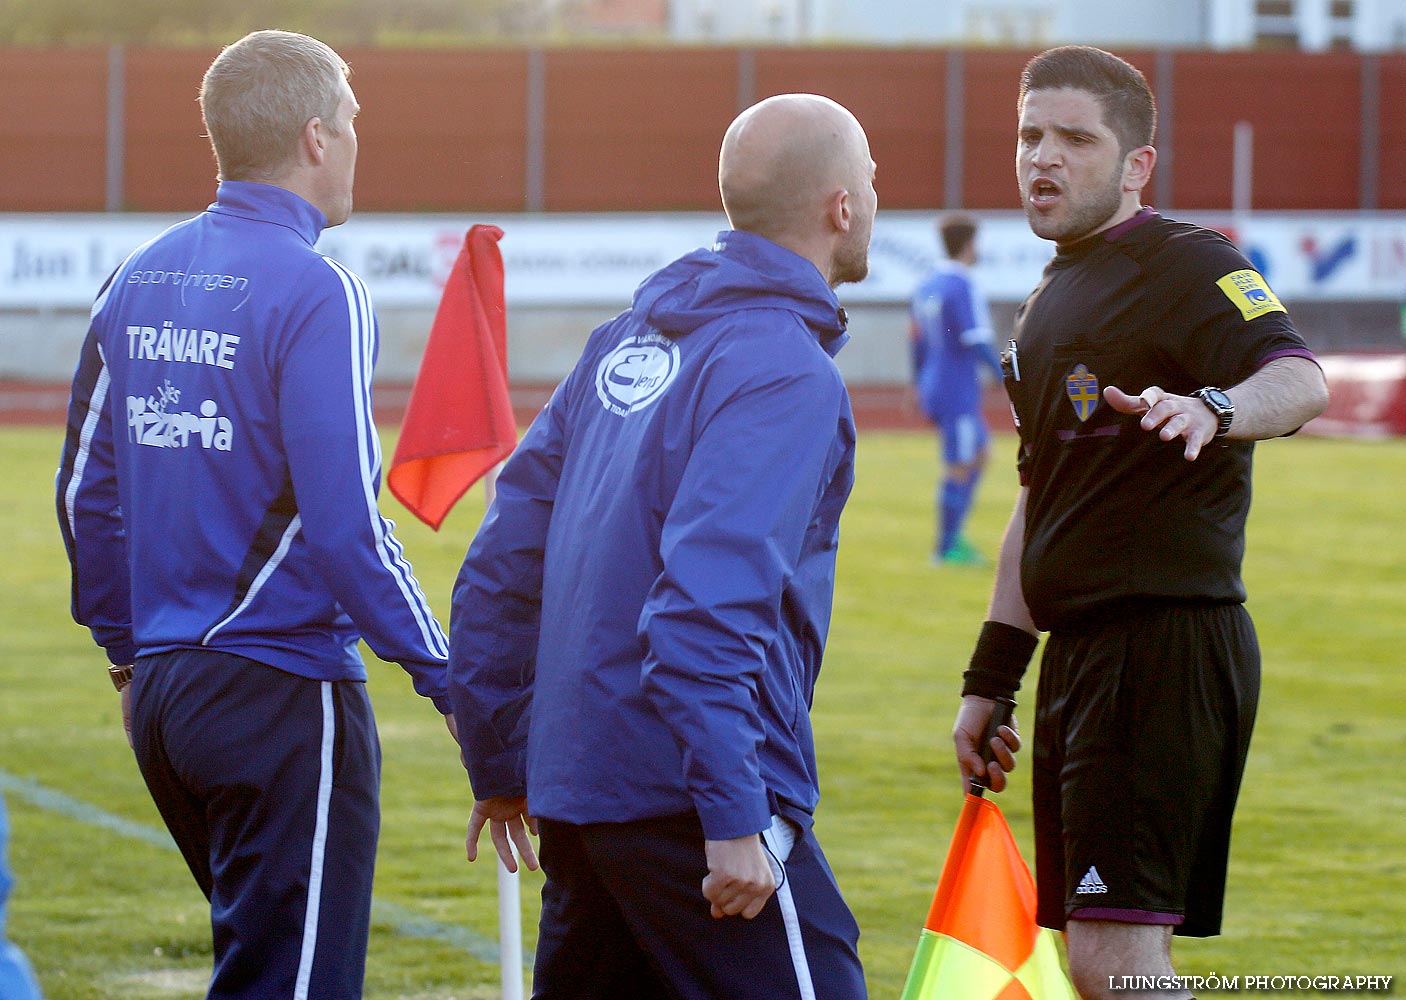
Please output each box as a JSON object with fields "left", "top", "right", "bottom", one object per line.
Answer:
{"left": 830, "top": 226, "right": 872, "bottom": 287}
{"left": 1024, "top": 162, "right": 1124, "bottom": 246}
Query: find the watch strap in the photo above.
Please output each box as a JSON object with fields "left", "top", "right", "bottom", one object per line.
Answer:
{"left": 1192, "top": 387, "right": 1235, "bottom": 438}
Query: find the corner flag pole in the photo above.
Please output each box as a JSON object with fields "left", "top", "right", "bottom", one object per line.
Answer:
{"left": 499, "top": 854, "right": 523, "bottom": 1000}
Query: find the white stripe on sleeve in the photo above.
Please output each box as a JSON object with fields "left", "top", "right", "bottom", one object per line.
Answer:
{"left": 63, "top": 344, "right": 112, "bottom": 537}
{"left": 322, "top": 257, "right": 449, "bottom": 659}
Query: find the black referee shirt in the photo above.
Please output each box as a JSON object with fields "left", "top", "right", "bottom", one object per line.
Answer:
{"left": 1007, "top": 210, "right": 1316, "bottom": 631}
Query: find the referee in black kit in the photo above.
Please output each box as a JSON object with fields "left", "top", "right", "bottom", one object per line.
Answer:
{"left": 949, "top": 46, "right": 1329, "bottom": 1000}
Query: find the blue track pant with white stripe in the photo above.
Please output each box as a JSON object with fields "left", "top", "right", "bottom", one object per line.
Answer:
{"left": 130, "top": 649, "right": 380, "bottom": 999}
{"left": 531, "top": 811, "right": 866, "bottom": 1000}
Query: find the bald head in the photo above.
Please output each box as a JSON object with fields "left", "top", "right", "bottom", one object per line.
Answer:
{"left": 719, "top": 94, "right": 872, "bottom": 245}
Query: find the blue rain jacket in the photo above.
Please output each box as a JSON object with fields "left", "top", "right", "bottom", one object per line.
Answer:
{"left": 450, "top": 230, "right": 856, "bottom": 840}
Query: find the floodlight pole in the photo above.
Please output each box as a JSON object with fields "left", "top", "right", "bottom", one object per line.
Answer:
{"left": 106, "top": 45, "right": 125, "bottom": 212}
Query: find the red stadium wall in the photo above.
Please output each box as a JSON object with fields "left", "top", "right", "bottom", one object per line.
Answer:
{"left": 352, "top": 48, "right": 531, "bottom": 213}
{"left": 1171, "top": 51, "right": 1362, "bottom": 210}
{"left": 0, "top": 48, "right": 109, "bottom": 211}
{"left": 753, "top": 48, "right": 952, "bottom": 210}
{"left": 542, "top": 48, "right": 736, "bottom": 211}
{"left": 0, "top": 45, "right": 1396, "bottom": 213}
{"left": 960, "top": 49, "right": 1037, "bottom": 209}
{"left": 1378, "top": 55, "right": 1406, "bottom": 210}
{"left": 123, "top": 48, "right": 220, "bottom": 211}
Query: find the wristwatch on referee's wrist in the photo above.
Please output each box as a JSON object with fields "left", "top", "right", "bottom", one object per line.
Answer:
{"left": 1191, "top": 387, "right": 1235, "bottom": 438}
{"left": 108, "top": 663, "right": 134, "bottom": 691}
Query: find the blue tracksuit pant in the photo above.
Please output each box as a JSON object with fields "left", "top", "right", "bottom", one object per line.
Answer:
{"left": 130, "top": 650, "right": 380, "bottom": 999}
{"left": 531, "top": 810, "right": 866, "bottom": 1000}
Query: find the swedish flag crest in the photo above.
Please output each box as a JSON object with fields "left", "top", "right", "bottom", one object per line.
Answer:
{"left": 1065, "top": 364, "right": 1100, "bottom": 422}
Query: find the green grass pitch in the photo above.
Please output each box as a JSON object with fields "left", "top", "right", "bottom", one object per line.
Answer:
{"left": 2, "top": 425, "right": 1402, "bottom": 998}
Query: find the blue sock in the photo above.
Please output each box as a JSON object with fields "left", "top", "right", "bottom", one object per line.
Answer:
{"left": 939, "top": 475, "right": 976, "bottom": 555}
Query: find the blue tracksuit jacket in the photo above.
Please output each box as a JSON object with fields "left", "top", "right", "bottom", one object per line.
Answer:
{"left": 57, "top": 181, "right": 449, "bottom": 707}
{"left": 449, "top": 230, "right": 856, "bottom": 841}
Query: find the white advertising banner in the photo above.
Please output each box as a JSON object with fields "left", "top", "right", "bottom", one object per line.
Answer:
{"left": 4, "top": 210, "right": 1406, "bottom": 310}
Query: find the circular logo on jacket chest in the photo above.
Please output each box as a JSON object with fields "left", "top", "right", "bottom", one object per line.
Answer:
{"left": 595, "top": 332, "right": 682, "bottom": 416}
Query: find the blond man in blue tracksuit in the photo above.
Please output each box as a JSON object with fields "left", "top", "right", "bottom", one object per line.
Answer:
{"left": 57, "top": 31, "right": 453, "bottom": 998}
{"left": 451, "top": 94, "right": 876, "bottom": 1000}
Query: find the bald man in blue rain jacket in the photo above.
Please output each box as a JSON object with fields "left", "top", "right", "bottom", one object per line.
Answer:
{"left": 450, "top": 94, "right": 877, "bottom": 1000}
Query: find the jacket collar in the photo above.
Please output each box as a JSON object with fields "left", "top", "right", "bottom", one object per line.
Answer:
{"left": 207, "top": 181, "right": 328, "bottom": 247}
{"left": 711, "top": 230, "right": 850, "bottom": 357}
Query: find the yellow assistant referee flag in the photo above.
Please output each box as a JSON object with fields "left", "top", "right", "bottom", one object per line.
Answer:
{"left": 900, "top": 793, "right": 1076, "bottom": 1000}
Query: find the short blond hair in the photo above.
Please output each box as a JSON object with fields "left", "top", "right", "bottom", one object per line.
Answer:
{"left": 200, "top": 30, "right": 350, "bottom": 182}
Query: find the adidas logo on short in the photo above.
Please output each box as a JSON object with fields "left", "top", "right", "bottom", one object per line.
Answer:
{"left": 1075, "top": 866, "right": 1109, "bottom": 895}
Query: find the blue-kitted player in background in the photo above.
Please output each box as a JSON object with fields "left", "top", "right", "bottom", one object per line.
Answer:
{"left": 0, "top": 795, "right": 42, "bottom": 1000}
{"left": 909, "top": 214, "right": 1004, "bottom": 565}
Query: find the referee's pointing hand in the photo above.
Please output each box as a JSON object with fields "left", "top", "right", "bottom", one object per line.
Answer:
{"left": 1105, "top": 384, "right": 1218, "bottom": 462}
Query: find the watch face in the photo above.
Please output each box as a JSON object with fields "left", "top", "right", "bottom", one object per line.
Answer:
{"left": 1204, "top": 389, "right": 1233, "bottom": 410}
{"left": 1196, "top": 388, "right": 1235, "bottom": 437}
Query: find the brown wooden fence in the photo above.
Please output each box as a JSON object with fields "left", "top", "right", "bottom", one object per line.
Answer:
{"left": 1, "top": 45, "right": 1401, "bottom": 213}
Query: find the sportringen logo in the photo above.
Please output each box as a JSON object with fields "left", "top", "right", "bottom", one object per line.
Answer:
{"left": 595, "top": 331, "right": 682, "bottom": 416}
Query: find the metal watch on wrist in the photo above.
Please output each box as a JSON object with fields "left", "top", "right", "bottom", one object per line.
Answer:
{"left": 1191, "top": 387, "right": 1235, "bottom": 438}
{"left": 108, "top": 663, "right": 135, "bottom": 691}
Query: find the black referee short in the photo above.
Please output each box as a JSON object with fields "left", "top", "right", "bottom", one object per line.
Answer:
{"left": 1032, "top": 601, "right": 1260, "bottom": 937}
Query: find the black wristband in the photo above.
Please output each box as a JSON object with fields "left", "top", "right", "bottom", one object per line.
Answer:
{"left": 961, "top": 621, "right": 1038, "bottom": 701}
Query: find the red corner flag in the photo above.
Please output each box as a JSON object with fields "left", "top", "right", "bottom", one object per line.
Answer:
{"left": 900, "top": 793, "right": 1076, "bottom": 1000}
{"left": 389, "top": 225, "right": 516, "bottom": 530}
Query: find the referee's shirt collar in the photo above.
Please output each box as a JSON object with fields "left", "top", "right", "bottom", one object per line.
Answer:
{"left": 1052, "top": 207, "right": 1159, "bottom": 266}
